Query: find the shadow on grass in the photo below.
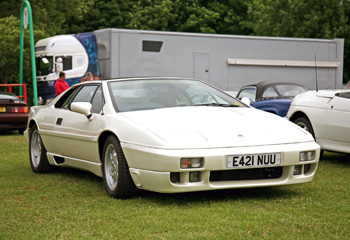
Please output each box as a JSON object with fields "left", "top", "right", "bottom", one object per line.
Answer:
{"left": 46, "top": 167, "right": 299, "bottom": 203}
{"left": 139, "top": 187, "right": 299, "bottom": 205}
{"left": 0, "top": 129, "right": 22, "bottom": 136}
{"left": 321, "top": 151, "right": 350, "bottom": 166}
{"left": 54, "top": 167, "right": 103, "bottom": 183}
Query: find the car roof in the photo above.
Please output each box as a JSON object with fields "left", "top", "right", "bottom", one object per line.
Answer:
{"left": 104, "top": 77, "right": 198, "bottom": 82}
{"left": 239, "top": 81, "right": 307, "bottom": 100}
{"left": 242, "top": 81, "right": 306, "bottom": 89}
{"left": 76, "top": 77, "right": 200, "bottom": 86}
{"left": 0, "top": 92, "right": 18, "bottom": 100}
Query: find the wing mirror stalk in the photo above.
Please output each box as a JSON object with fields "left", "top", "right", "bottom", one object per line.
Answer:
{"left": 70, "top": 102, "right": 94, "bottom": 122}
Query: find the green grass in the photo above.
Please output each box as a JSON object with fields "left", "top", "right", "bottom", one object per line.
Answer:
{"left": 0, "top": 131, "right": 349, "bottom": 239}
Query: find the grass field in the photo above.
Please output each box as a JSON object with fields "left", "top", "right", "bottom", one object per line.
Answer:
{"left": 0, "top": 131, "right": 349, "bottom": 239}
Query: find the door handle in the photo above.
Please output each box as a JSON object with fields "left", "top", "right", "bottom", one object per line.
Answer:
{"left": 56, "top": 118, "right": 63, "bottom": 125}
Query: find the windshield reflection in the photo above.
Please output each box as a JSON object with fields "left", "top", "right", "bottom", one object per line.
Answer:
{"left": 108, "top": 79, "right": 245, "bottom": 112}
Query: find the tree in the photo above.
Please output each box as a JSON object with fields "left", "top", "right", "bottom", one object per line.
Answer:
{"left": 124, "top": 0, "right": 251, "bottom": 34}
{"left": 64, "top": 0, "right": 251, "bottom": 35}
{"left": 0, "top": 16, "right": 46, "bottom": 85}
{"left": 247, "top": 0, "right": 349, "bottom": 38}
{"left": 247, "top": 0, "right": 350, "bottom": 83}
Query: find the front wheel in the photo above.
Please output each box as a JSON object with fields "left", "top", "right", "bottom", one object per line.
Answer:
{"left": 29, "top": 125, "right": 55, "bottom": 173}
{"left": 294, "top": 117, "right": 315, "bottom": 139}
{"left": 102, "top": 135, "right": 138, "bottom": 199}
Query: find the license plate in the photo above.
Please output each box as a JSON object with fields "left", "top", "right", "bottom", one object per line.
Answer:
{"left": 227, "top": 153, "right": 281, "bottom": 168}
{"left": 0, "top": 107, "right": 6, "bottom": 112}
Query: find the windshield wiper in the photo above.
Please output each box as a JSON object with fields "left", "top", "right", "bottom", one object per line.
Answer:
{"left": 193, "top": 103, "right": 240, "bottom": 107}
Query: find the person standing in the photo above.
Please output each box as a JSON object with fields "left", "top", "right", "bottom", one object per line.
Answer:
{"left": 92, "top": 73, "right": 99, "bottom": 80}
{"left": 54, "top": 72, "right": 69, "bottom": 96}
{"left": 80, "top": 72, "right": 93, "bottom": 82}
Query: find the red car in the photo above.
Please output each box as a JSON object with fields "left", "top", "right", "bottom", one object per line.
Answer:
{"left": 0, "top": 93, "right": 29, "bottom": 134}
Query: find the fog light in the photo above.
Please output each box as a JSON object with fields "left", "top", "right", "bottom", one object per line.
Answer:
{"left": 304, "top": 164, "right": 311, "bottom": 174}
{"left": 300, "top": 151, "right": 316, "bottom": 162}
{"left": 189, "top": 172, "right": 201, "bottom": 182}
{"left": 293, "top": 165, "right": 302, "bottom": 175}
{"left": 170, "top": 172, "right": 180, "bottom": 183}
{"left": 180, "top": 158, "right": 204, "bottom": 169}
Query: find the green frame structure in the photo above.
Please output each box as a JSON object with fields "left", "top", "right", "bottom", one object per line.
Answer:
{"left": 19, "top": 0, "right": 37, "bottom": 105}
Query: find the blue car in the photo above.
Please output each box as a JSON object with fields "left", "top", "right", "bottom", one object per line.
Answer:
{"left": 236, "top": 81, "right": 307, "bottom": 117}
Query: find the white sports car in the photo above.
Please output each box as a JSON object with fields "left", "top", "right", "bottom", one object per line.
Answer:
{"left": 24, "top": 77, "right": 320, "bottom": 199}
{"left": 286, "top": 89, "right": 350, "bottom": 155}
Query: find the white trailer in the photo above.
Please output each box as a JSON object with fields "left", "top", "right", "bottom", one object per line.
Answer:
{"left": 35, "top": 28, "right": 344, "bottom": 103}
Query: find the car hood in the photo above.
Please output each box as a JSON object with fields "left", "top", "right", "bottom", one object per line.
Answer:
{"left": 120, "top": 106, "right": 313, "bottom": 148}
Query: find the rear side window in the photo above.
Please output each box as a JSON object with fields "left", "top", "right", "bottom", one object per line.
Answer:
{"left": 262, "top": 87, "right": 278, "bottom": 98}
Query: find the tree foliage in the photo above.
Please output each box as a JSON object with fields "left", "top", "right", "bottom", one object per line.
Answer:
{"left": 0, "top": 0, "right": 349, "bottom": 92}
{"left": 247, "top": 0, "right": 349, "bottom": 38}
{"left": 246, "top": 0, "right": 350, "bottom": 82}
{"left": 64, "top": 0, "right": 250, "bottom": 35}
{"left": 0, "top": 16, "right": 46, "bottom": 86}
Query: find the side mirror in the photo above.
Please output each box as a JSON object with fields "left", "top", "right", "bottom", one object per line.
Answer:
{"left": 70, "top": 102, "right": 94, "bottom": 121}
{"left": 241, "top": 97, "right": 251, "bottom": 106}
{"left": 56, "top": 57, "right": 63, "bottom": 72}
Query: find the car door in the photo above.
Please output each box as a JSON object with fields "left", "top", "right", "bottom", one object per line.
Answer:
{"left": 53, "top": 84, "right": 103, "bottom": 162}
{"left": 324, "top": 91, "right": 350, "bottom": 143}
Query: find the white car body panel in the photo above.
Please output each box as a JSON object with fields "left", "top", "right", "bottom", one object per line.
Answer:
{"left": 287, "top": 90, "right": 350, "bottom": 154}
{"left": 119, "top": 107, "right": 311, "bottom": 148}
{"left": 25, "top": 78, "right": 320, "bottom": 194}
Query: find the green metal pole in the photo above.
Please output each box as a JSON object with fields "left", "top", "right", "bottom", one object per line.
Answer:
{"left": 19, "top": 3, "right": 24, "bottom": 95}
{"left": 20, "top": 0, "right": 38, "bottom": 106}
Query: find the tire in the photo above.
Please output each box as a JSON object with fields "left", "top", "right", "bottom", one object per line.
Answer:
{"left": 294, "top": 117, "right": 315, "bottom": 139}
{"left": 29, "top": 125, "right": 55, "bottom": 173}
{"left": 102, "top": 135, "right": 138, "bottom": 199}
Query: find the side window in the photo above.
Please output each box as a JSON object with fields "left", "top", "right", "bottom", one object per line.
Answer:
{"left": 55, "top": 87, "right": 79, "bottom": 109}
{"left": 55, "top": 56, "right": 72, "bottom": 71}
{"left": 71, "top": 85, "right": 99, "bottom": 103}
{"left": 91, "top": 86, "right": 105, "bottom": 113}
{"left": 262, "top": 87, "right": 278, "bottom": 98}
{"left": 237, "top": 87, "right": 257, "bottom": 101}
{"left": 59, "top": 85, "right": 98, "bottom": 110}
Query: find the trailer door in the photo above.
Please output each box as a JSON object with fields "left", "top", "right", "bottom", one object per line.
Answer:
{"left": 193, "top": 52, "right": 210, "bottom": 83}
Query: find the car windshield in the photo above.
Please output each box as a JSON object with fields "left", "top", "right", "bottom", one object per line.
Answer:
{"left": 108, "top": 79, "right": 245, "bottom": 112}
{"left": 36, "top": 56, "right": 53, "bottom": 76}
{"left": 274, "top": 84, "right": 306, "bottom": 97}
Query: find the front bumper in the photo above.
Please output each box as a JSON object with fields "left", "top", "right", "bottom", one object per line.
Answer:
{"left": 122, "top": 141, "right": 320, "bottom": 193}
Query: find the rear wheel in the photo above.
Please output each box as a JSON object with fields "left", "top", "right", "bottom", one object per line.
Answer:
{"left": 294, "top": 117, "right": 315, "bottom": 139}
{"left": 29, "top": 125, "right": 55, "bottom": 173}
{"left": 102, "top": 135, "right": 138, "bottom": 199}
